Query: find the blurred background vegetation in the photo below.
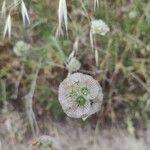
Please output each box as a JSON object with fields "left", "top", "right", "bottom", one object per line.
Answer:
{"left": 0, "top": 0, "right": 150, "bottom": 142}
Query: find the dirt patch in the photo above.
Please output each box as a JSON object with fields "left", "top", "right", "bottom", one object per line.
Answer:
{"left": 0, "top": 108, "right": 149, "bottom": 150}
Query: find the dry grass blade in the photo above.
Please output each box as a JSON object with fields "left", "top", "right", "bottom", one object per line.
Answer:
{"left": 94, "top": 0, "right": 99, "bottom": 10}
{"left": 90, "top": 30, "right": 94, "bottom": 51}
{"left": 80, "top": 0, "right": 90, "bottom": 21}
{"left": 25, "top": 62, "right": 41, "bottom": 137}
{"left": 95, "top": 49, "right": 99, "bottom": 66}
{"left": 0, "top": 140, "right": 2, "bottom": 150}
{"left": 68, "top": 50, "right": 75, "bottom": 61}
{"left": 3, "top": 13, "right": 11, "bottom": 39}
{"left": 13, "top": 0, "right": 18, "bottom": 5}
{"left": 56, "top": 0, "right": 68, "bottom": 37}
{"left": 130, "top": 72, "right": 150, "bottom": 93}
{"left": 13, "top": 0, "right": 20, "bottom": 10}
{"left": 73, "top": 37, "right": 79, "bottom": 53}
{"left": 1, "top": 0, "right": 6, "bottom": 18}
{"left": 0, "top": 0, "right": 21, "bottom": 12}
{"left": 11, "top": 0, "right": 21, "bottom": 9}
{"left": 21, "top": 0, "right": 30, "bottom": 25}
{"left": 12, "top": 65, "right": 24, "bottom": 99}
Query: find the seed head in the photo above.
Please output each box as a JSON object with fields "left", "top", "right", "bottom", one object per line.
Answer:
{"left": 58, "top": 73, "right": 103, "bottom": 119}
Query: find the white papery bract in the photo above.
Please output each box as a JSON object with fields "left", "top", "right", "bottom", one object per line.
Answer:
{"left": 58, "top": 73, "right": 103, "bottom": 119}
{"left": 91, "top": 19, "right": 110, "bottom": 35}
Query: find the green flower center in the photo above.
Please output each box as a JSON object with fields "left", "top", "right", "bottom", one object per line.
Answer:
{"left": 81, "top": 87, "right": 89, "bottom": 95}
{"left": 75, "top": 96, "right": 86, "bottom": 106}
{"left": 69, "top": 90, "right": 78, "bottom": 98}
{"left": 69, "top": 82, "right": 91, "bottom": 106}
{"left": 95, "top": 27, "right": 101, "bottom": 33}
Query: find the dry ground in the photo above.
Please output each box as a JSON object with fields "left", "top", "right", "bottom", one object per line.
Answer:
{"left": 0, "top": 107, "right": 149, "bottom": 150}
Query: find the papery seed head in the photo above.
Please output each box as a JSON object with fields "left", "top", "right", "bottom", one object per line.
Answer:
{"left": 58, "top": 73, "right": 103, "bottom": 119}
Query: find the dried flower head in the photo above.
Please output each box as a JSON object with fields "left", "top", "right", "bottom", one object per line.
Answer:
{"left": 58, "top": 73, "right": 103, "bottom": 119}
{"left": 91, "top": 19, "right": 110, "bottom": 35}
{"left": 13, "top": 40, "right": 31, "bottom": 57}
{"left": 28, "top": 135, "right": 53, "bottom": 150}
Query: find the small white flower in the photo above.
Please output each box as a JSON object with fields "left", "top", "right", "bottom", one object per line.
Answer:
{"left": 58, "top": 73, "right": 103, "bottom": 119}
{"left": 13, "top": 40, "right": 31, "bottom": 57}
{"left": 91, "top": 19, "right": 110, "bottom": 35}
{"left": 128, "top": 10, "right": 138, "bottom": 19}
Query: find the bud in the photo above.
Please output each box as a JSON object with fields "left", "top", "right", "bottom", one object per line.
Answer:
{"left": 128, "top": 10, "right": 138, "bottom": 19}
{"left": 13, "top": 40, "right": 31, "bottom": 57}
{"left": 66, "top": 57, "right": 81, "bottom": 72}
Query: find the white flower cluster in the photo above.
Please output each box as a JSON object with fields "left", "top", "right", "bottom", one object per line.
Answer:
{"left": 128, "top": 10, "right": 138, "bottom": 19}
{"left": 91, "top": 19, "right": 110, "bottom": 35}
{"left": 58, "top": 73, "right": 103, "bottom": 120}
{"left": 13, "top": 40, "right": 31, "bottom": 57}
